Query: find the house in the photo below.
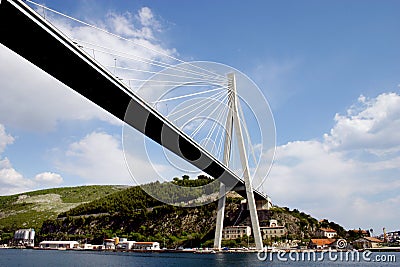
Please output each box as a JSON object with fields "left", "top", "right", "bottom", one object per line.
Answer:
{"left": 260, "top": 220, "right": 286, "bottom": 240}
{"left": 308, "top": 238, "right": 336, "bottom": 249}
{"left": 39, "top": 241, "right": 79, "bottom": 249}
{"left": 353, "top": 237, "right": 383, "bottom": 249}
{"left": 316, "top": 228, "right": 337, "bottom": 238}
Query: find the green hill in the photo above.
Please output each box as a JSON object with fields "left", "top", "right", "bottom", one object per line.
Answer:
{"left": 0, "top": 185, "right": 126, "bottom": 237}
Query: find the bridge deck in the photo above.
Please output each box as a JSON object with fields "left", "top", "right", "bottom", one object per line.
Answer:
{"left": 0, "top": 0, "right": 267, "bottom": 201}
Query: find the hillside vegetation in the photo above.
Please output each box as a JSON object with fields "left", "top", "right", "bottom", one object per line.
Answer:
{"left": 0, "top": 186, "right": 125, "bottom": 237}
{"left": 1, "top": 177, "right": 347, "bottom": 248}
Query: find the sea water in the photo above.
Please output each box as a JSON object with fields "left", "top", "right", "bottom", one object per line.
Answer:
{"left": 0, "top": 249, "right": 397, "bottom": 267}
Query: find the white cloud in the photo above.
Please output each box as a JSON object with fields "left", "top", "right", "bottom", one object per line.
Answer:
{"left": 51, "top": 8, "right": 173, "bottom": 83}
{"left": 138, "top": 7, "right": 154, "bottom": 27}
{"left": 0, "top": 45, "right": 119, "bottom": 132}
{"left": 325, "top": 92, "right": 400, "bottom": 154}
{"left": 103, "top": 7, "right": 160, "bottom": 40}
{"left": 137, "top": 7, "right": 161, "bottom": 33}
{"left": 34, "top": 172, "right": 63, "bottom": 186}
{"left": 107, "top": 12, "right": 137, "bottom": 37}
{"left": 0, "top": 124, "right": 14, "bottom": 153}
{"left": 55, "top": 130, "right": 181, "bottom": 186}
{"left": 0, "top": 124, "right": 64, "bottom": 195}
{"left": 0, "top": 167, "right": 35, "bottom": 195}
{"left": 264, "top": 92, "right": 400, "bottom": 231}
{"left": 0, "top": 125, "right": 32, "bottom": 194}
{"left": 56, "top": 131, "right": 132, "bottom": 184}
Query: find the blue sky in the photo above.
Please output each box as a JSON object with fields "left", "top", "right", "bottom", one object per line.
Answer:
{"left": 1, "top": 0, "right": 399, "bottom": 233}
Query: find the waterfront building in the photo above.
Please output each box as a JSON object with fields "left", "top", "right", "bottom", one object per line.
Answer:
{"left": 222, "top": 220, "right": 287, "bottom": 240}
{"left": 116, "top": 238, "right": 136, "bottom": 250}
{"left": 100, "top": 237, "right": 160, "bottom": 250}
{"left": 39, "top": 241, "right": 79, "bottom": 249}
{"left": 353, "top": 237, "right": 383, "bottom": 249}
{"left": 102, "top": 237, "right": 160, "bottom": 250}
{"left": 222, "top": 226, "right": 251, "bottom": 240}
{"left": 104, "top": 238, "right": 117, "bottom": 250}
{"left": 13, "top": 229, "right": 35, "bottom": 247}
{"left": 260, "top": 219, "right": 286, "bottom": 240}
{"left": 378, "top": 230, "right": 400, "bottom": 243}
{"left": 131, "top": 242, "right": 160, "bottom": 250}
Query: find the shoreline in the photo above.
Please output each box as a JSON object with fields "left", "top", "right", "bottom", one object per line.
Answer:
{"left": 2, "top": 246, "right": 400, "bottom": 253}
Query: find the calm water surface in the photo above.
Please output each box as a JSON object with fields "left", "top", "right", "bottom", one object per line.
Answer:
{"left": 0, "top": 249, "right": 397, "bottom": 267}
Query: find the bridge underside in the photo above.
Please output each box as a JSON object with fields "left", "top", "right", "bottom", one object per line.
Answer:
{"left": 0, "top": 0, "right": 267, "bottom": 201}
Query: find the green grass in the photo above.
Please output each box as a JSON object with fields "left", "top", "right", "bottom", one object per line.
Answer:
{"left": 0, "top": 185, "right": 126, "bottom": 232}
{"left": 24, "top": 185, "right": 126, "bottom": 203}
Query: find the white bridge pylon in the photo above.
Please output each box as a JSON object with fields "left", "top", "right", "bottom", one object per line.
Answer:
{"left": 214, "top": 73, "right": 263, "bottom": 251}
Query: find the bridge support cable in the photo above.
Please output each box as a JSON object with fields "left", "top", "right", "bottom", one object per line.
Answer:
{"left": 167, "top": 90, "right": 227, "bottom": 122}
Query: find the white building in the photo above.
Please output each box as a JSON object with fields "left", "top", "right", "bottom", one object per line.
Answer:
{"left": 100, "top": 237, "right": 160, "bottom": 250}
{"left": 79, "top": 244, "right": 105, "bottom": 250}
{"left": 13, "top": 229, "right": 35, "bottom": 247}
{"left": 260, "top": 220, "right": 287, "bottom": 240}
{"left": 104, "top": 238, "right": 116, "bottom": 250}
{"left": 353, "top": 237, "right": 383, "bottom": 249}
{"left": 131, "top": 241, "right": 160, "bottom": 250}
{"left": 116, "top": 240, "right": 137, "bottom": 250}
{"left": 222, "top": 226, "right": 251, "bottom": 240}
{"left": 316, "top": 228, "right": 337, "bottom": 238}
{"left": 39, "top": 241, "right": 79, "bottom": 249}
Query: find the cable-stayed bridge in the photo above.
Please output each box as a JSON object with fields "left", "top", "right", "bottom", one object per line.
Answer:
{"left": 0, "top": 0, "right": 275, "bottom": 250}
